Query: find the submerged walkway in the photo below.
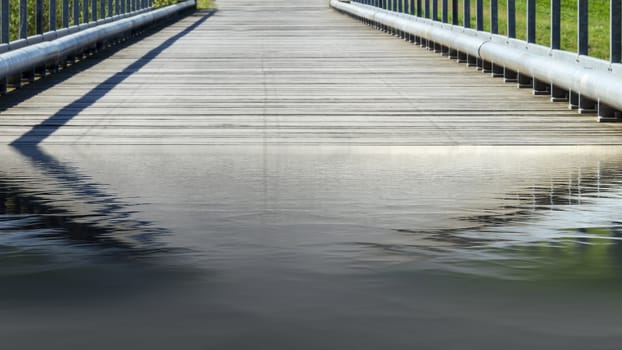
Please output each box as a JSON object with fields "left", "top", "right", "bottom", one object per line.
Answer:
{"left": 0, "top": 0, "right": 622, "bottom": 145}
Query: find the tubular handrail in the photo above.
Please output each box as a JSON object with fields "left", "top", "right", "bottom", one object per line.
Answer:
{"left": 0, "top": 0, "right": 194, "bottom": 92}
{"left": 349, "top": 0, "right": 621, "bottom": 63}
{"left": 332, "top": 0, "right": 622, "bottom": 122}
{"left": 0, "top": 0, "right": 168, "bottom": 48}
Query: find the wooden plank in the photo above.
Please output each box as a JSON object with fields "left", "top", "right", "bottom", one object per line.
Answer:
{"left": 0, "top": 0, "right": 621, "bottom": 145}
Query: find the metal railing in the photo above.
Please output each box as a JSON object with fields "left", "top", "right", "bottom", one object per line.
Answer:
{"left": 1, "top": 0, "right": 156, "bottom": 44}
{"left": 0, "top": 0, "right": 194, "bottom": 92}
{"left": 349, "top": 0, "right": 620, "bottom": 62}
{"left": 333, "top": 0, "right": 622, "bottom": 122}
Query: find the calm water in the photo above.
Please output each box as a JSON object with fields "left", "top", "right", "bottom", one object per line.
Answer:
{"left": 1, "top": 144, "right": 622, "bottom": 349}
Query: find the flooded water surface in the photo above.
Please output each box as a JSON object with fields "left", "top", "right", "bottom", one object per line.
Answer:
{"left": 1, "top": 145, "right": 622, "bottom": 349}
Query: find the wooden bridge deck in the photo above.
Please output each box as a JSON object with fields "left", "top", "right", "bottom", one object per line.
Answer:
{"left": 1, "top": 0, "right": 622, "bottom": 145}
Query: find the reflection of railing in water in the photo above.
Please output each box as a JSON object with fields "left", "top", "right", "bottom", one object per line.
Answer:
{"left": 377, "top": 162, "right": 622, "bottom": 281}
{"left": 0, "top": 146, "right": 167, "bottom": 251}
{"left": 332, "top": 0, "right": 622, "bottom": 122}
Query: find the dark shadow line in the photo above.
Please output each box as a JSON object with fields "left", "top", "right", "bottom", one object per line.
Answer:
{"left": 10, "top": 10, "right": 214, "bottom": 145}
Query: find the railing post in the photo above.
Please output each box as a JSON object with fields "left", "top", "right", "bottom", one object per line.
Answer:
{"left": 74, "top": 0, "right": 79, "bottom": 25}
{"left": 19, "top": 0, "right": 27, "bottom": 38}
{"left": 63, "top": 0, "right": 69, "bottom": 27}
{"left": 398, "top": 0, "right": 402, "bottom": 13}
{"left": 451, "top": 0, "right": 457, "bottom": 24}
{"left": 92, "top": 0, "right": 98, "bottom": 21}
{"left": 442, "top": 0, "right": 447, "bottom": 22}
{"left": 463, "top": 0, "right": 470, "bottom": 28}
{"left": 507, "top": 0, "right": 515, "bottom": 38}
{"left": 1, "top": 0, "right": 8, "bottom": 43}
{"left": 109, "top": 0, "right": 113, "bottom": 17}
{"left": 527, "top": 0, "right": 535, "bottom": 43}
{"left": 432, "top": 0, "right": 437, "bottom": 20}
{"left": 83, "top": 0, "right": 88, "bottom": 23}
{"left": 551, "top": 0, "right": 560, "bottom": 49}
{"left": 410, "top": 0, "right": 414, "bottom": 15}
{"left": 416, "top": 0, "right": 421, "bottom": 17}
{"left": 476, "top": 0, "right": 483, "bottom": 30}
{"left": 490, "top": 0, "right": 497, "bottom": 33}
{"left": 36, "top": 0, "right": 43, "bottom": 34}
{"left": 578, "top": 0, "right": 588, "bottom": 55}
{"left": 101, "top": 0, "right": 105, "bottom": 19}
{"left": 50, "top": 0, "right": 57, "bottom": 31}
{"left": 424, "top": 0, "right": 429, "bottom": 18}
{"left": 611, "top": 0, "right": 621, "bottom": 62}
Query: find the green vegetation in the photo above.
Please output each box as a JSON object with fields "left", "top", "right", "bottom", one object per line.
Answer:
{"left": 195, "top": 0, "right": 215, "bottom": 9}
{"left": 395, "top": 0, "right": 613, "bottom": 60}
{"left": 153, "top": 0, "right": 182, "bottom": 7}
{"left": 4, "top": 0, "right": 203, "bottom": 41}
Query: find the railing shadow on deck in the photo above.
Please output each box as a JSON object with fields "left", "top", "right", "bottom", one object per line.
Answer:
{"left": 8, "top": 9, "right": 215, "bottom": 145}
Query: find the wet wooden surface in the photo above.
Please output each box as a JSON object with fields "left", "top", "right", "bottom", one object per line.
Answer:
{"left": 1, "top": 0, "right": 622, "bottom": 145}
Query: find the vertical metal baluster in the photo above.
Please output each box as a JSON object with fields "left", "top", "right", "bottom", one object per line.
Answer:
{"left": 101, "top": 0, "right": 105, "bottom": 19}
{"left": 551, "top": 0, "right": 560, "bottom": 49}
{"left": 36, "top": 0, "right": 43, "bottom": 34}
{"left": 432, "top": 0, "right": 437, "bottom": 20}
{"left": 1, "top": 0, "right": 8, "bottom": 43}
{"left": 476, "top": 0, "right": 482, "bottom": 30}
{"left": 464, "top": 0, "right": 470, "bottom": 28}
{"left": 416, "top": 0, "right": 421, "bottom": 16}
{"left": 83, "top": 0, "right": 88, "bottom": 23}
{"left": 410, "top": 0, "right": 414, "bottom": 14}
{"left": 442, "top": 0, "right": 447, "bottom": 22}
{"left": 398, "top": 0, "right": 402, "bottom": 13}
{"left": 578, "top": 0, "right": 588, "bottom": 55}
{"left": 108, "top": 0, "right": 112, "bottom": 17}
{"left": 451, "top": 0, "right": 458, "bottom": 24}
{"left": 507, "top": 0, "right": 515, "bottom": 38}
{"left": 20, "top": 0, "right": 27, "bottom": 38}
{"left": 74, "top": 0, "right": 79, "bottom": 24}
{"left": 51, "top": 0, "right": 57, "bottom": 31}
{"left": 92, "top": 0, "right": 97, "bottom": 21}
{"left": 612, "top": 0, "right": 621, "bottom": 62}
{"left": 527, "top": 0, "right": 535, "bottom": 42}
{"left": 490, "top": 0, "right": 497, "bottom": 33}
{"left": 425, "top": 0, "right": 429, "bottom": 18}
{"left": 63, "top": 0, "right": 69, "bottom": 27}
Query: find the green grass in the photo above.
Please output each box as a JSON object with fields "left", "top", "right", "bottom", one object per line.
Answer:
{"left": 196, "top": 0, "right": 216, "bottom": 9}
{"left": 395, "top": 0, "right": 613, "bottom": 60}
{"left": 4, "top": 0, "right": 209, "bottom": 41}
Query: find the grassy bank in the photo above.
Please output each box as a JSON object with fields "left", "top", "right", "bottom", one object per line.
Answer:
{"left": 395, "top": 0, "right": 612, "bottom": 60}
